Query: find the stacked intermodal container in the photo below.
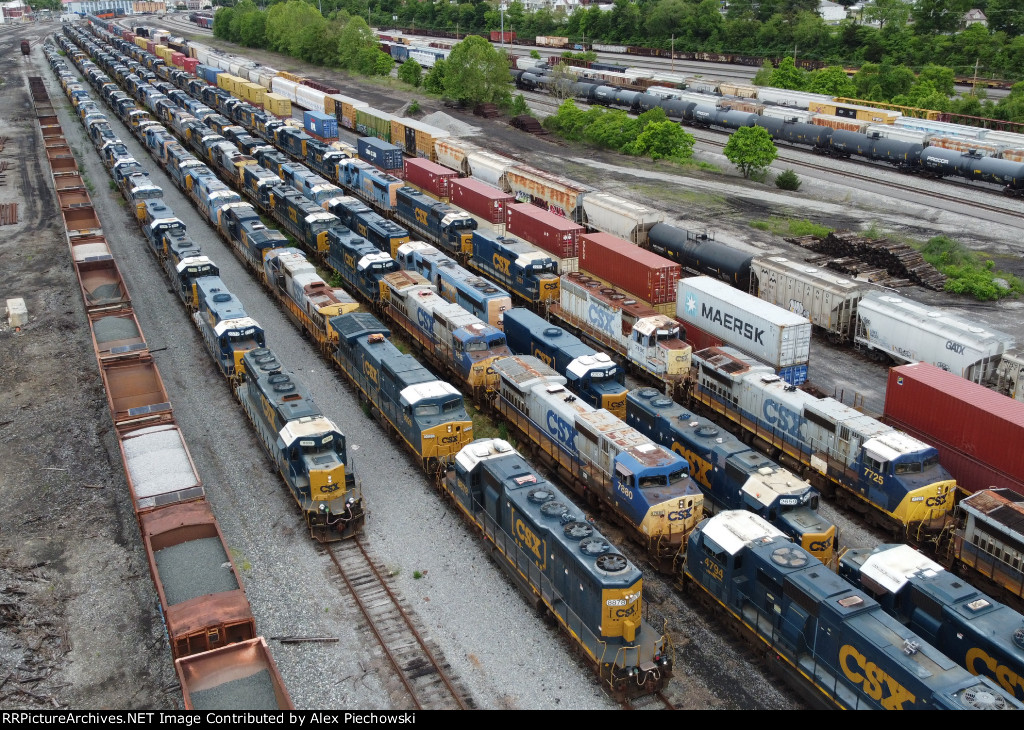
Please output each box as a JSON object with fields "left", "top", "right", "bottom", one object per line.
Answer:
{"left": 303, "top": 110, "right": 338, "bottom": 140}
{"left": 579, "top": 232, "right": 680, "bottom": 309}
{"left": 884, "top": 362, "right": 1024, "bottom": 496}
{"left": 506, "top": 202, "right": 584, "bottom": 269}
{"left": 450, "top": 177, "right": 513, "bottom": 225}
{"left": 357, "top": 137, "right": 402, "bottom": 172}
{"left": 403, "top": 157, "right": 458, "bottom": 200}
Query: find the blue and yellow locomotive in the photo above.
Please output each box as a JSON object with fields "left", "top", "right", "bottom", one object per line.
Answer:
{"left": 444, "top": 438, "right": 673, "bottom": 701}
{"left": 325, "top": 195, "right": 409, "bottom": 257}
{"left": 627, "top": 386, "right": 837, "bottom": 566}
{"left": 236, "top": 347, "right": 362, "bottom": 541}
{"left": 395, "top": 241, "right": 510, "bottom": 329}
{"left": 332, "top": 312, "right": 474, "bottom": 466}
{"left": 324, "top": 227, "right": 400, "bottom": 303}
{"left": 689, "top": 346, "right": 956, "bottom": 539}
{"left": 492, "top": 355, "right": 703, "bottom": 570}
{"left": 502, "top": 307, "right": 627, "bottom": 418}
{"left": 193, "top": 274, "right": 264, "bottom": 378}
{"left": 839, "top": 542, "right": 1024, "bottom": 701}
{"left": 394, "top": 187, "right": 477, "bottom": 257}
{"left": 470, "top": 230, "right": 560, "bottom": 305}
{"left": 684, "top": 511, "right": 1023, "bottom": 710}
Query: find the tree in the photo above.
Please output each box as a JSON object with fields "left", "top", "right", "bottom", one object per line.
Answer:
{"left": 723, "top": 126, "right": 778, "bottom": 179}
{"left": 423, "top": 59, "right": 448, "bottom": 95}
{"left": 768, "top": 57, "right": 807, "bottom": 91}
{"left": 398, "top": 59, "right": 423, "bottom": 88}
{"left": 864, "top": 0, "right": 911, "bottom": 31}
{"left": 806, "top": 66, "right": 856, "bottom": 97}
{"left": 775, "top": 169, "right": 801, "bottom": 191}
{"left": 337, "top": 16, "right": 378, "bottom": 70}
{"left": 625, "top": 121, "right": 695, "bottom": 161}
{"left": 443, "top": 36, "right": 512, "bottom": 106}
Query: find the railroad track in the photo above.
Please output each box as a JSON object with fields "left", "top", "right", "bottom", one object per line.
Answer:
{"left": 323, "top": 538, "right": 475, "bottom": 710}
{"left": 624, "top": 690, "right": 677, "bottom": 710}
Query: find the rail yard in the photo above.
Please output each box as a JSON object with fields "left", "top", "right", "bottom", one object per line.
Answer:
{"left": 3, "top": 13, "right": 1024, "bottom": 711}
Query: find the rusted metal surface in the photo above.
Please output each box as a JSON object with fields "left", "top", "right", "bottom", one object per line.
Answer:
{"left": 0, "top": 203, "right": 16, "bottom": 225}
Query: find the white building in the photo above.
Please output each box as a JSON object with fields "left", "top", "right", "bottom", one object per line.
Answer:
{"left": 0, "top": 0, "right": 31, "bottom": 24}
{"left": 818, "top": 0, "right": 847, "bottom": 24}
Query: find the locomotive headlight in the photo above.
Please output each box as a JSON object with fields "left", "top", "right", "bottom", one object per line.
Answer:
{"left": 318, "top": 503, "right": 328, "bottom": 513}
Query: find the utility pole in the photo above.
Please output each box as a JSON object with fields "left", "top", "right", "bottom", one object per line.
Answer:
{"left": 671, "top": 34, "right": 674, "bottom": 73}
{"left": 500, "top": 3, "right": 505, "bottom": 50}
{"left": 972, "top": 57, "right": 980, "bottom": 96}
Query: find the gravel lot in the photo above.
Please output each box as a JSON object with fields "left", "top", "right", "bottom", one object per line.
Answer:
{"left": 4, "top": 18, "right": 1021, "bottom": 711}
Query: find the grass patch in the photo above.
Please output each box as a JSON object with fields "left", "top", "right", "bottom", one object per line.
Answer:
{"left": 918, "top": 235, "right": 1024, "bottom": 300}
{"left": 634, "top": 183, "right": 726, "bottom": 208}
{"left": 466, "top": 402, "right": 512, "bottom": 446}
{"left": 749, "top": 217, "right": 832, "bottom": 238}
{"left": 229, "top": 548, "right": 252, "bottom": 572}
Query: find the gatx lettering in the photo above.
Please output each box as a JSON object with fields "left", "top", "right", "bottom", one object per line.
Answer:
{"left": 839, "top": 645, "right": 917, "bottom": 709}
{"left": 701, "top": 304, "right": 765, "bottom": 345}
{"left": 946, "top": 340, "right": 965, "bottom": 355}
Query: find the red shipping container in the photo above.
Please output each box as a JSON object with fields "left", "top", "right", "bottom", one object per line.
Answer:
{"left": 506, "top": 202, "right": 584, "bottom": 259}
{"left": 146, "top": 41, "right": 156, "bottom": 54}
{"left": 171, "top": 52, "right": 186, "bottom": 68}
{"left": 579, "top": 232, "right": 681, "bottom": 305}
{"left": 884, "top": 362, "right": 1024, "bottom": 495}
{"left": 404, "top": 158, "right": 458, "bottom": 200}
{"left": 676, "top": 318, "right": 724, "bottom": 352}
{"left": 450, "top": 177, "right": 513, "bottom": 225}
{"left": 184, "top": 58, "right": 199, "bottom": 75}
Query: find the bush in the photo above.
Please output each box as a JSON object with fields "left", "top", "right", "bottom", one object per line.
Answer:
{"left": 775, "top": 169, "right": 801, "bottom": 190}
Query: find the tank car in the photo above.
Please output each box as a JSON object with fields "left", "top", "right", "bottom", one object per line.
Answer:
{"left": 395, "top": 241, "right": 510, "bottom": 329}
{"left": 754, "top": 116, "right": 833, "bottom": 150}
{"left": 394, "top": 187, "right": 477, "bottom": 258}
{"left": 839, "top": 542, "right": 1024, "bottom": 700}
{"left": 829, "top": 129, "right": 924, "bottom": 168}
{"left": 469, "top": 230, "right": 561, "bottom": 305}
{"left": 491, "top": 356, "right": 703, "bottom": 570}
{"left": 380, "top": 270, "right": 511, "bottom": 392}
{"left": 647, "top": 223, "right": 752, "bottom": 289}
{"left": 236, "top": 347, "right": 362, "bottom": 541}
{"left": 501, "top": 307, "right": 627, "bottom": 418}
{"left": 627, "top": 387, "right": 836, "bottom": 565}
{"left": 920, "top": 146, "right": 1024, "bottom": 195}
{"left": 193, "top": 274, "right": 265, "bottom": 378}
{"left": 443, "top": 438, "right": 674, "bottom": 700}
{"left": 684, "top": 511, "right": 1024, "bottom": 710}
{"left": 689, "top": 346, "right": 955, "bottom": 538}
{"left": 331, "top": 312, "right": 473, "bottom": 466}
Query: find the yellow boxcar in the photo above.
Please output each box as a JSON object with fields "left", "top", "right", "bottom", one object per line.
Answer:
{"left": 217, "top": 73, "right": 235, "bottom": 95}
{"left": 277, "top": 71, "right": 305, "bottom": 84}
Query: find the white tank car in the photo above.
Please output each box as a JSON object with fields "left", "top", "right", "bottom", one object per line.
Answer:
{"left": 854, "top": 290, "right": 1016, "bottom": 383}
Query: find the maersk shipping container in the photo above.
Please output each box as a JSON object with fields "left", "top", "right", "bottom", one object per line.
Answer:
{"left": 884, "top": 362, "right": 1024, "bottom": 496}
{"left": 749, "top": 255, "right": 864, "bottom": 341}
{"left": 677, "top": 276, "right": 811, "bottom": 384}
{"left": 854, "top": 290, "right": 1015, "bottom": 384}
{"left": 357, "top": 137, "right": 403, "bottom": 172}
{"left": 579, "top": 232, "right": 679, "bottom": 306}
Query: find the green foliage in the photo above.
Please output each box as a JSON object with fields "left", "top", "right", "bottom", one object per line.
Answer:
{"left": 624, "top": 120, "right": 695, "bottom": 161}
{"left": 767, "top": 57, "right": 806, "bottom": 90}
{"left": 443, "top": 36, "right": 512, "bottom": 106}
{"left": 723, "top": 126, "right": 778, "bottom": 179}
{"left": 919, "top": 236, "right": 1024, "bottom": 300}
{"left": 545, "top": 102, "right": 693, "bottom": 161}
{"left": 508, "top": 94, "right": 531, "bottom": 117}
{"left": 408, "top": 100, "right": 421, "bottom": 115}
{"left": 750, "top": 217, "right": 832, "bottom": 237}
{"left": 774, "top": 169, "right": 801, "bottom": 191}
{"left": 413, "top": 571, "right": 424, "bottom": 579}
{"left": 561, "top": 50, "right": 598, "bottom": 62}
{"left": 398, "top": 59, "right": 423, "bottom": 88}
{"left": 423, "top": 59, "right": 447, "bottom": 95}
{"left": 530, "top": 50, "right": 541, "bottom": 60}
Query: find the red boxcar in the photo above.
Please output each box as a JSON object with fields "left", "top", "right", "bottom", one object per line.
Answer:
{"left": 506, "top": 202, "right": 584, "bottom": 259}
{"left": 403, "top": 157, "right": 458, "bottom": 200}
{"left": 883, "top": 362, "right": 1024, "bottom": 495}
{"left": 450, "top": 177, "right": 513, "bottom": 225}
{"left": 490, "top": 31, "right": 517, "bottom": 43}
{"left": 171, "top": 52, "right": 186, "bottom": 68}
{"left": 579, "top": 232, "right": 680, "bottom": 305}
{"left": 184, "top": 58, "right": 199, "bottom": 75}
{"left": 146, "top": 41, "right": 156, "bottom": 54}
{"left": 677, "top": 319, "right": 724, "bottom": 352}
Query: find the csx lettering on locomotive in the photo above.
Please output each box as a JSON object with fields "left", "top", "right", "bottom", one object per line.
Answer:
{"left": 514, "top": 517, "right": 544, "bottom": 563}
{"left": 587, "top": 304, "right": 615, "bottom": 335}
{"left": 701, "top": 304, "right": 764, "bottom": 345}
{"left": 492, "top": 254, "right": 511, "bottom": 277}
{"left": 416, "top": 308, "right": 434, "bottom": 335}
{"left": 839, "top": 645, "right": 917, "bottom": 709}
{"left": 546, "top": 410, "right": 577, "bottom": 452}
{"left": 363, "top": 361, "right": 379, "bottom": 384}
{"left": 966, "top": 647, "right": 1024, "bottom": 698}
{"left": 671, "top": 442, "right": 712, "bottom": 487}
{"left": 762, "top": 399, "right": 803, "bottom": 439}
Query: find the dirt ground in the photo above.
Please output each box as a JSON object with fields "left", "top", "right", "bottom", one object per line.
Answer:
{"left": 0, "top": 25, "right": 176, "bottom": 710}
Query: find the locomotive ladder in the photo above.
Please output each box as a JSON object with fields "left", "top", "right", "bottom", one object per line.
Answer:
{"left": 324, "top": 538, "right": 474, "bottom": 710}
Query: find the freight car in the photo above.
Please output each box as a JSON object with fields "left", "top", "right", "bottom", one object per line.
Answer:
{"left": 626, "top": 387, "right": 837, "bottom": 565}
{"left": 491, "top": 355, "right": 704, "bottom": 571}
{"left": 953, "top": 489, "right": 1024, "bottom": 614}
{"left": 689, "top": 346, "right": 956, "bottom": 540}
{"left": 856, "top": 291, "right": 1015, "bottom": 384}
{"left": 502, "top": 307, "right": 627, "bottom": 418}
{"left": 443, "top": 437, "right": 673, "bottom": 700}
{"left": 838, "top": 542, "right": 1024, "bottom": 700}
{"left": 647, "top": 223, "right": 752, "bottom": 289}
{"left": 683, "top": 511, "right": 1024, "bottom": 710}
{"left": 883, "top": 362, "right": 1024, "bottom": 497}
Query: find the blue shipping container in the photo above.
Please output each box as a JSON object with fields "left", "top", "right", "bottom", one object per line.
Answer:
{"left": 358, "top": 137, "right": 404, "bottom": 171}
{"left": 202, "top": 65, "right": 223, "bottom": 85}
{"left": 303, "top": 110, "right": 338, "bottom": 139}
